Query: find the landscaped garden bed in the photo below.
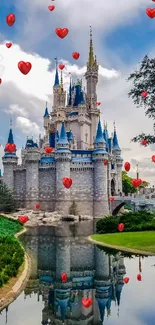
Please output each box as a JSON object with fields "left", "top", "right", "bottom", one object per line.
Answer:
{"left": 0, "top": 215, "right": 24, "bottom": 288}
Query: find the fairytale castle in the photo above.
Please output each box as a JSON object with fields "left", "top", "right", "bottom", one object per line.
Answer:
{"left": 2, "top": 29, "right": 123, "bottom": 218}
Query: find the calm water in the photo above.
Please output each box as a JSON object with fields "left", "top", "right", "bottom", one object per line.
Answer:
{"left": 1, "top": 222, "right": 155, "bottom": 325}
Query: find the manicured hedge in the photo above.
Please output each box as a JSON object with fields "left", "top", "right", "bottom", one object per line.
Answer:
{"left": 0, "top": 215, "right": 23, "bottom": 236}
{"left": 0, "top": 216, "right": 24, "bottom": 287}
{"left": 96, "top": 211, "right": 155, "bottom": 234}
{"left": 0, "top": 235, "right": 24, "bottom": 287}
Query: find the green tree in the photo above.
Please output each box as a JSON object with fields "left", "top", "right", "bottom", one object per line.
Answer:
{"left": 127, "top": 55, "right": 155, "bottom": 144}
{"left": 122, "top": 171, "right": 137, "bottom": 195}
{"left": 0, "top": 183, "right": 16, "bottom": 212}
{"left": 122, "top": 171, "right": 149, "bottom": 195}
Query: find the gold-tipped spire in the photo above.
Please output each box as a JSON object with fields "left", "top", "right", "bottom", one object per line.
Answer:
{"left": 60, "top": 71, "right": 63, "bottom": 88}
{"left": 104, "top": 121, "right": 107, "bottom": 130}
{"left": 88, "top": 26, "right": 95, "bottom": 67}
{"left": 10, "top": 118, "right": 12, "bottom": 128}
{"left": 113, "top": 121, "right": 116, "bottom": 131}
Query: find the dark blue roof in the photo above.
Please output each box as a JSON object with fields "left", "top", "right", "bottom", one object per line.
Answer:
{"left": 55, "top": 129, "right": 59, "bottom": 141}
{"left": 68, "top": 111, "right": 78, "bottom": 116}
{"left": 94, "top": 120, "right": 106, "bottom": 144}
{"left": 72, "top": 157, "right": 92, "bottom": 163}
{"left": 56, "top": 298, "right": 69, "bottom": 321}
{"left": 92, "top": 149, "right": 107, "bottom": 154}
{"left": 73, "top": 85, "right": 85, "bottom": 106}
{"left": 108, "top": 138, "right": 111, "bottom": 152}
{"left": 57, "top": 122, "right": 69, "bottom": 145}
{"left": 67, "top": 130, "right": 73, "bottom": 141}
{"left": 7, "top": 128, "right": 14, "bottom": 144}
{"left": 25, "top": 139, "right": 38, "bottom": 149}
{"left": 54, "top": 66, "right": 59, "bottom": 86}
{"left": 43, "top": 106, "right": 49, "bottom": 117}
{"left": 115, "top": 283, "right": 124, "bottom": 306}
{"left": 71, "top": 150, "right": 92, "bottom": 154}
{"left": 113, "top": 130, "right": 120, "bottom": 150}
{"left": 96, "top": 298, "right": 109, "bottom": 322}
{"left": 40, "top": 157, "right": 55, "bottom": 163}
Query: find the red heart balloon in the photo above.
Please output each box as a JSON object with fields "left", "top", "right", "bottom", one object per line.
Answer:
{"left": 152, "top": 155, "right": 155, "bottom": 162}
{"left": 82, "top": 298, "right": 93, "bottom": 308}
{"left": 36, "top": 203, "right": 40, "bottom": 209}
{"left": 0, "top": 79, "right": 2, "bottom": 84}
{"left": 61, "top": 272, "right": 67, "bottom": 282}
{"left": 124, "top": 162, "right": 130, "bottom": 172}
{"left": 72, "top": 52, "right": 80, "bottom": 60}
{"left": 62, "top": 177, "right": 72, "bottom": 189}
{"left": 137, "top": 273, "right": 142, "bottom": 281}
{"left": 45, "top": 147, "right": 53, "bottom": 153}
{"left": 18, "top": 61, "right": 32, "bottom": 75}
{"left": 109, "top": 197, "right": 114, "bottom": 202}
{"left": 131, "top": 178, "right": 142, "bottom": 188}
{"left": 97, "top": 102, "right": 101, "bottom": 105}
{"left": 141, "top": 139, "right": 147, "bottom": 146}
{"left": 118, "top": 223, "right": 124, "bottom": 232}
{"left": 5, "top": 143, "right": 16, "bottom": 153}
{"left": 6, "top": 42, "right": 12, "bottom": 48}
{"left": 59, "top": 64, "right": 65, "bottom": 70}
{"left": 6, "top": 14, "right": 16, "bottom": 26}
{"left": 146, "top": 8, "right": 155, "bottom": 18}
{"left": 123, "top": 277, "right": 129, "bottom": 284}
{"left": 55, "top": 28, "right": 69, "bottom": 39}
{"left": 103, "top": 159, "right": 108, "bottom": 166}
{"left": 18, "top": 215, "right": 29, "bottom": 224}
{"left": 141, "top": 91, "right": 148, "bottom": 98}
{"left": 48, "top": 5, "right": 55, "bottom": 11}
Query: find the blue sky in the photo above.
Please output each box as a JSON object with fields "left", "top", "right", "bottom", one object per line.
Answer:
{"left": 0, "top": 0, "right": 155, "bottom": 183}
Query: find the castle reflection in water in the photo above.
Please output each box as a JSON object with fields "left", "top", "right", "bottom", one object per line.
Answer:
{"left": 22, "top": 221, "right": 126, "bottom": 325}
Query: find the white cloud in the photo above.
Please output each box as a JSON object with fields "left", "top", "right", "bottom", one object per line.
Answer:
{"left": 5, "top": 104, "right": 29, "bottom": 118}
{"left": 16, "top": 117, "right": 40, "bottom": 136}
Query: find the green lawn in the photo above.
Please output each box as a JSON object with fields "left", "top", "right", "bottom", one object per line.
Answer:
{"left": 91, "top": 231, "right": 155, "bottom": 253}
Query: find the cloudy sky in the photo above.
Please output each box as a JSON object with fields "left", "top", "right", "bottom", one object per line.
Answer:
{"left": 0, "top": 0, "right": 155, "bottom": 184}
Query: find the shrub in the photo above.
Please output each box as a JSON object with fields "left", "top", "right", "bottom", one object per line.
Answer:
{"left": 0, "top": 215, "right": 23, "bottom": 236}
{"left": 0, "top": 183, "right": 16, "bottom": 213}
{"left": 0, "top": 235, "right": 24, "bottom": 287}
{"left": 96, "top": 211, "right": 155, "bottom": 234}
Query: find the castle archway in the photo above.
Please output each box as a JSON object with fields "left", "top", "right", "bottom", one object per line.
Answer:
{"left": 111, "top": 179, "right": 115, "bottom": 196}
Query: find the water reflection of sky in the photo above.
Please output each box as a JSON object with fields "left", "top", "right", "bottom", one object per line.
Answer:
{"left": 0, "top": 236, "right": 155, "bottom": 325}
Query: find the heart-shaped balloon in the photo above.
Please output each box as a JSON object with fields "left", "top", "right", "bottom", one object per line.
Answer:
{"left": 6, "top": 42, "right": 12, "bottom": 48}
{"left": 61, "top": 272, "right": 67, "bottom": 282}
{"left": 109, "top": 197, "right": 114, "bottom": 202}
{"left": 146, "top": 8, "right": 155, "bottom": 18}
{"left": 152, "top": 155, "right": 155, "bottom": 162}
{"left": 72, "top": 52, "right": 80, "bottom": 60}
{"left": 124, "top": 162, "right": 130, "bottom": 172}
{"left": 45, "top": 147, "right": 53, "bottom": 153}
{"left": 123, "top": 277, "right": 129, "bottom": 284}
{"left": 118, "top": 223, "right": 124, "bottom": 232}
{"left": 0, "top": 79, "right": 2, "bottom": 84}
{"left": 55, "top": 28, "right": 69, "bottom": 39}
{"left": 137, "top": 273, "right": 142, "bottom": 281}
{"left": 141, "top": 91, "right": 148, "bottom": 98}
{"left": 103, "top": 159, "right": 108, "bottom": 166}
{"left": 141, "top": 139, "right": 147, "bottom": 146}
{"left": 62, "top": 177, "right": 72, "bottom": 189}
{"left": 97, "top": 102, "right": 101, "bottom": 105}
{"left": 36, "top": 203, "right": 40, "bottom": 209}
{"left": 5, "top": 143, "right": 16, "bottom": 153}
{"left": 48, "top": 5, "right": 55, "bottom": 11}
{"left": 6, "top": 14, "right": 16, "bottom": 26}
{"left": 18, "top": 61, "right": 32, "bottom": 75}
{"left": 18, "top": 215, "right": 29, "bottom": 224}
{"left": 82, "top": 298, "right": 93, "bottom": 308}
{"left": 59, "top": 64, "right": 65, "bottom": 70}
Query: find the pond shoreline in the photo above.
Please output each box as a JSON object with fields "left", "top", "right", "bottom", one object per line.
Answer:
{"left": 0, "top": 227, "right": 31, "bottom": 312}
{"left": 88, "top": 235, "right": 155, "bottom": 256}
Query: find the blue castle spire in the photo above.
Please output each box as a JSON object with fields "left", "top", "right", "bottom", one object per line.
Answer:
{"left": 94, "top": 119, "right": 105, "bottom": 144}
{"left": 115, "top": 283, "right": 124, "bottom": 306}
{"left": 73, "top": 81, "right": 85, "bottom": 106}
{"left": 55, "top": 129, "right": 59, "bottom": 142}
{"left": 68, "top": 76, "right": 72, "bottom": 106}
{"left": 7, "top": 128, "right": 14, "bottom": 144}
{"left": 113, "top": 122, "right": 120, "bottom": 150}
{"left": 54, "top": 58, "right": 59, "bottom": 87}
{"left": 57, "top": 122, "right": 68, "bottom": 145}
{"left": 43, "top": 102, "right": 49, "bottom": 117}
{"left": 96, "top": 298, "right": 109, "bottom": 322}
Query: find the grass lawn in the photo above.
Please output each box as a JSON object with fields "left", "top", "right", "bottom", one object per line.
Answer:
{"left": 91, "top": 231, "right": 155, "bottom": 254}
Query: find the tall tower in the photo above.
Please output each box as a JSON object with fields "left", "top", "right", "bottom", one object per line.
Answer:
{"left": 43, "top": 102, "right": 50, "bottom": 146}
{"left": 92, "top": 119, "right": 109, "bottom": 217}
{"left": 85, "top": 27, "right": 100, "bottom": 148}
{"left": 2, "top": 125, "right": 18, "bottom": 190}
{"left": 53, "top": 58, "right": 66, "bottom": 110}
{"left": 112, "top": 122, "right": 123, "bottom": 193}
{"left": 55, "top": 122, "right": 71, "bottom": 214}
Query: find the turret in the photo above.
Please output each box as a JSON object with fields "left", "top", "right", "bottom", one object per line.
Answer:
{"left": 92, "top": 119, "right": 109, "bottom": 217}
{"left": 55, "top": 122, "right": 71, "bottom": 214}
{"left": 43, "top": 102, "right": 50, "bottom": 146}
{"left": 67, "top": 75, "right": 72, "bottom": 106}
{"left": 112, "top": 122, "right": 123, "bottom": 193}
{"left": 85, "top": 27, "right": 99, "bottom": 148}
{"left": 2, "top": 125, "right": 18, "bottom": 190}
{"left": 24, "top": 139, "right": 41, "bottom": 209}
{"left": 53, "top": 58, "right": 60, "bottom": 109}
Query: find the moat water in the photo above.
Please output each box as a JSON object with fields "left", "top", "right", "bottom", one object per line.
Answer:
{"left": 1, "top": 221, "right": 155, "bottom": 325}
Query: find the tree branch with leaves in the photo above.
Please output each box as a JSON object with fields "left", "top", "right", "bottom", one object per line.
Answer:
{"left": 127, "top": 54, "right": 155, "bottom": 144}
